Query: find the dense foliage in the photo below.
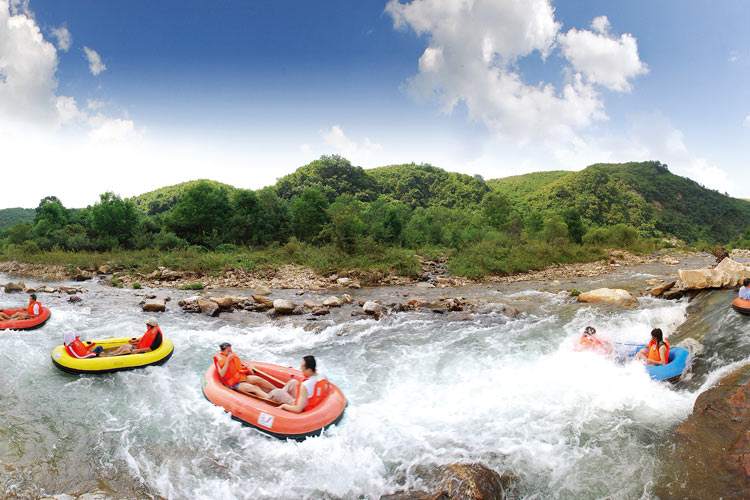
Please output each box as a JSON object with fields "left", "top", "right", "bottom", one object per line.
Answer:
{"left": 2, "top": 157, "right": 748, "bottom": 277}
{"left": 0, "top": 208, "right": 35, "bottom": 230}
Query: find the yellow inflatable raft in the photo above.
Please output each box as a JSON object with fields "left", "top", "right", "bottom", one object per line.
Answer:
{"left": 50, "top": 337, "right": 174, "bottom": 374}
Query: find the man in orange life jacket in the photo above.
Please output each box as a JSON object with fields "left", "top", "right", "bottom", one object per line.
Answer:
{"left": 214, "top": 342, "right": 277, "bottom": 399}
{"left": 0, "top": 294, "right": 42, "bottom": 321}
{"left": 63, "top": 332, "right": 104, "bottom": 358}
{"left": 268, "top": 355, "right": 326, "bottom": 413}
{"left": 102, "top": 318, "right": 163, "bottom": 356}
{"left": 636, "top": 328, "right": 670, "bottom": 365}
{"left": 574, "top": 326, "right": 612, "bottom": 354}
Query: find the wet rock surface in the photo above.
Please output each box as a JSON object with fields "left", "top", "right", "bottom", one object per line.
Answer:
{"left": 677, "top": 257, "right": 750, "bottom": 290}
{"left": 658, "top": 365, "right": 750, "bottom": 498}
{"left": 382, "top": 463, "right": 517, "bottom": 500}
{"left": 577, "top": 288, "right": 638, "bottom": 307}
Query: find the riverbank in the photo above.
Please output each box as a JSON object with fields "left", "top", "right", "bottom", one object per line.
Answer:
{"left": 0, "top": 248, "right": 701, "bottom": 291}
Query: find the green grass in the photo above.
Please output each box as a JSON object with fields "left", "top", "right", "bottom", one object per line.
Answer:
{"left": 179, "top": 282, "right": 205, "bottom": 290}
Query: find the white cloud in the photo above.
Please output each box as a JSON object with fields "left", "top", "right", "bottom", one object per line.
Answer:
{"left": 87, "top": 115, "right": 139, "bottom": 143}
{"left": 385, "top": 1, "right": 646, "bottom": 145}
{"left": 322, "top": 125, "right": 382, "bottom": 159}
{"left": 558, "top": 16, "right": 648, "bottom": 92}
{"left": 729, "top": 51, "right": 740, "bottom": 63}
{"left": 50, "top": 24, "right": 71, "bottom": 51}
{"left": 744, "top": 114, "right": 750, "bottom": 128}
{"left": 83, "top": 46, "right": 106, "bottom": 75}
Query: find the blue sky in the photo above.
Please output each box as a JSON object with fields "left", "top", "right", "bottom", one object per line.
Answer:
{"left": 1, "top": 0, "right": 748, "bottom": 207}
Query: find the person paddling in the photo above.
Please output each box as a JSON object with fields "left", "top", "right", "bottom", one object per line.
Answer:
{"left": 0, "top": 294, "right": 42, "bottom": 321}
{"left": 739, "top": 278, "right": 750, "bottom": 300}
{"left": 636, "top": 328, "right": 670, "bottom": 365}
{"left": 214, "top": 343, "right": 277, "bottom": 399}
{"left": 101, "top": 318, "right": 163, "bottom": 356}
{"left": 269, "top": 355, "right": 328, "bottom": 413}
{"left": 574, "top": 326, "right": 612, "bottom": 354}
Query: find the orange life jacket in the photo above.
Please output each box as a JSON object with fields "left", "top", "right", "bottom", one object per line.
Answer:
{"left": 295, "top": 375, "right": 330, "bottom": 411}
{"left": 137, "top": 326, "right": 161, "bottom": 350}
{"left": 27, "top": 300, "right": 41, "bottom": 316}
{"left": 214, "top": 353, "right": 246, "bottom": 387}
{"left": 647, "top": 339, "right": 670, "bottom": 364}
{"left": 577, "top": 335, "right": 604, "bottom": 350}
{"left": 70, "top": 338, "right": 95, "bottom": 357}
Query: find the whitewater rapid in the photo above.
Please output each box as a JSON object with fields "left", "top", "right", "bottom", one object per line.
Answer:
{"left": 1, "top": 274, "right": 746, "bottom": 499}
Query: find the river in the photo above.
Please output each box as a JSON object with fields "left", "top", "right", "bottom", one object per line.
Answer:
{"left": 1, "top": 255, "right": 748, "bottom": 499}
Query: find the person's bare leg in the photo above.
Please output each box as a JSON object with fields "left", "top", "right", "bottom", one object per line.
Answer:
{"left": 245, "top": 375, "right": 276, "bottom": 392}
{"left": 235, "top": 382, "right": 270, "bottom": 399}
{"left": 101, "top": 345, "right": 134, "bottom": 357}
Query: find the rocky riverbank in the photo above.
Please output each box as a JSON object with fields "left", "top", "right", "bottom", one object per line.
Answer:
{"left": 0, "top": 249, "right": 701, "bottom": 292}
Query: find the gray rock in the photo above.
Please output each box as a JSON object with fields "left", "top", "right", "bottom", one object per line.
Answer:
{"left": 3, "top": 282, "right": 25, "bottom": 293}
{"left": 362, "top": 301, "right": 384, "bottom": 316}
{"left": 198, "top": 298, "right": 219, "bottom": 317}
{"left": 142, "top": 299, "right": 166, "bottom": 312}
{"left": 272, "top": 299, "right": 296, "bottom": 314}
{"left": 323, "top": 296, "right": 342, "bottom": 307}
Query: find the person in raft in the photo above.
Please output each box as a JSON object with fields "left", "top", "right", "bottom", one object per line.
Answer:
{"left": 63, "top": 332, "right": 104, "bottom": 358}
{"left": 0, "top": 293, "right": 42, "bottom": 321}
{"left": 739, "top": 278, "right": 750, "bottom": 299}
{"left": 574, "top": 326, "right": 612, "bottom": 353}
{"left": 267, "top": 355, "right": 326, "bottom": 413}
{"left": 636, "top": 328, "right": 670, "bottom": 365}
{"left": 213, "top": 342, "right": 276, "bottom": 398}
{"left": 101, "top": 318, "right": 163, "bottom": 356}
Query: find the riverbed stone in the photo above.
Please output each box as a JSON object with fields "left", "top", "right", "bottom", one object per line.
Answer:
{"left": 3, "top": 281, "right": 25, "bottom": 293}
{"left": 381, "top": 463, "right": 516, "bottom": 500}
{"left": 657, "top": 365, "right": 750, "bottom": 498}
{"left": 323, "top": 296, "right": 342, "bottom": 307}
{"left": 272, "top": 299, "right": 296, "bottom": 314}
{"left": 577, "top": 288, "right": 638, "bottom": 307}
{"left": 68, "top": 295, "right": 82, "bottom": 303}
{"left": 311, "top": 307, "right": 330, "bottom": 316}
{"left": 649, "top": 280, "right": 676, "bottom": 297}
{"left": 362, "top": 301, "right": 383, "bottom": 317}
{"left": 678, "top": 257, "right": 750, "bottom": 290}
{"left": 198, "top": 298, "right": 219, "bottom": 317}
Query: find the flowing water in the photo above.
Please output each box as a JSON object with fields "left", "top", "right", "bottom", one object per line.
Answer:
{"left": 1, "top": 260, "right": 749, "bottom": 499}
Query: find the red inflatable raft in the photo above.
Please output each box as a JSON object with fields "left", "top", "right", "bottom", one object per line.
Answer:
{"left": 732, "top": 297, "right": 750, "bottom": 315}
{"left": 0, "top": 307, "right": 51, "bottom": 331}
{"left": 203, "top": 361, "right": 347, "bottom": 440}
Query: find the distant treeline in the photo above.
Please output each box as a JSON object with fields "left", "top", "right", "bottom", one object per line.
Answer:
{"left": 1, "top": 156, "right": 748, "bottom": 277}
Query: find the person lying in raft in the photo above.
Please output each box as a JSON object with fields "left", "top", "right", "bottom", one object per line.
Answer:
{"left": 268, "top": 355, "right": 326, "bottom": 413}
{"left": 0, "top": 294, "right": 42, "bottom": 321}
{"left": 635, "top": 328, "right": 670, "bottom": 365}
{"left": 101, "top": 318, "right": 163, "bottom": 357}
{"left": 574, "top": 326, "right": 612, "bottom": 354}
{"left": 214, "top": 342, "right": 275, "bottom": 398}
{"left": 63, "top": 332, "right": 104, "bottom": 358}
{"left": 739, "top": 278, "right": 750, "bottom": 299}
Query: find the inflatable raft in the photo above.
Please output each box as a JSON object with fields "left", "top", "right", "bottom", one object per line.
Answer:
{"left": 51, "top": 337, "right": 174, "bottom": 374}
{"left": 732, "top": 297, "right": 750, "bottom": 315}
{"left": 631, "top": 345, "right": 690, "bottom": 382}
{"left": 0, "top": 307, "right": 51, "bottom": 331}
{"left": 203, "top": 361, "right": 347, "bottom": 441}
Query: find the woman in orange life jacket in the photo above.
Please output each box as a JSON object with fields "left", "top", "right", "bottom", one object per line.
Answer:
{"left": 636, "top": 328, "right": 670, "bottom": 365}
{"left": 213, "top": 342, "right": 278, "bottom": 399}
{"left": 63, "top": 332, "right": 104, "bottom": 358}
{"left": 574, "top": 326, "right": 612, "bottom": 354}
{"left": 268, "top": 355, "right": 327, "bottom": 413}
{"left": 101, "top": 318, "right": 163, "bottom": 357}
{"left": 0, "top": 293, "right": 42, "bottom": 321}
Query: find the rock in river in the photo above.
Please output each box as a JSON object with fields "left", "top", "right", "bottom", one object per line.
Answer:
{"left": 382, "top": 463, "right": 516, "bottom": 500}
{"left": 678, "top": 257, "right": 750, "bottom": 290}
{"left": 577, "top": 288, "right": 637, "bottom": 307}
{"left": 3, "top": 281, "right": 25, "bottom": 293}
{"left": 272, "top": 299, "right": 296, "bottom": 315}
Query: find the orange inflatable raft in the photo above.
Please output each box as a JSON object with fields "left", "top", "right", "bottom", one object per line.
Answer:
{"left": 203, "top": 361, "right": 347, "bottom": 440}
{"left": 0, "top": 307, "right": 51, "bottom": 331}
{"left": 732, "top": 297, "right": 750, "bottom": 315}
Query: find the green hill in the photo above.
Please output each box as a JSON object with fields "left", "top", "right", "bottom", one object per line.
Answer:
{"left": 0, "top": 208, "right": 35, "bottom": 230}
{"left": 130, "top": 179, "right": 238, "bottom": 215}
{"left": 489, "top": 161, "right": 750, "bottom": 243}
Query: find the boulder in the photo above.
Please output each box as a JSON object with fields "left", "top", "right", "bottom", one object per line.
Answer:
{"left": 362, "top": 301, "right": 384, "bottom": 316}
{"left": 3, "top": 282, "right": 25, "bottom": 293}
{"left": 381, "top": 463, "right": 516, "bottom": 500}
{"left": 72, "top": 268, "right": 93, "bottom": 281}
{"left": 272, "top": 299, "right": 296, "bottom": 315}
{"left": 252, "top": 295, "right": 273, "bottom": 306}
{"left": 68, "top": 295, "right": 82, "bottom": 303}
{"left": 577, "top": 288, "right": 638, "bottom": 307}
{"left": 311, "top": 307, "right": 330, "bottom": 316}
{"left": 656, "top": 365, "right": 750, "bottom": 498}
{"left": 661, "top": 256, "right": 680, "bottom": 265}
{"left": 336, "top": 277, "right": 352, "bottom": 287}
{"left": 58, "top": 286, "right": 84, "bottom": 295}
{"left": 342, "top": 293, "right": 353, "bottom": 304}
{"left": 303, "top": 300, "right": 321, "bottom": 309}
{"left": 97, "top": 264, "right": 111, "bottom": 274}
{"left": 37, "top": 285, "right": 57, "bottom": 293}
{"left": 678, "top": 258, "right": 750, "bottom": 290}
{"left": 213, "top": 296, "right": 242, "bottom": 311}
{"left": 198, "top": 298, "right": 219, "bottom": 317}
{"left": 323, "top": 296, "right": 343, "bottom": 308}
{"left": 142, "top": 299, "right": 166, "bottom": 313}
{"left": 649, "top": 280, "right": 676, "bottom": 298}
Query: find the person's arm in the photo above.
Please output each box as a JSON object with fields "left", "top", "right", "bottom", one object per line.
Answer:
{"left": 279, "top": 384, "right": 309, "bottom": 413}
{"left": 216, "top": 355, "right": 231, "bottom": 377}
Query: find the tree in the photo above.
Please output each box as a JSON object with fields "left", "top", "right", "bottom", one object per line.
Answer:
{"left": 481, "top": 191, "right": 512, "bottom": 229}
{"left": 562, "top": 208, "right": 585, "bottom": 244}
{"left": 167, "top": 181, "right": 231, "bottom": 247}
{"left": 541, "top": 215, "right": 569, "bottom": 244}
{"left": 228, "top": 189, "right": 260, "bottom": 245}
{"left": 275, "top": 155, "right": 379, "bottom": 202}
{"left": 325, "top": 195, "right": 366, "bottom": 252}
{"left": 89, "top": 192, "right": 140, "bottom": 248}
{"left": 252, "top": 187, "right": 289, "bottom": 245}
{"left": 289, "top": 187, "right": 330, "bottom": 242}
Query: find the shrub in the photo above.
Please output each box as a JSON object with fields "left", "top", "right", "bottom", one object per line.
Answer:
{"left": 132, "top": 282, "right": 142, "bottom": 289}
{"left": 179, "top": 282, "right": 205, "bottom": 290}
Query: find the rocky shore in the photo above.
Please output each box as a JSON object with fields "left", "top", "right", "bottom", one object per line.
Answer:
{"left": 0, "top": 249, "right": 700, "bottom": 292}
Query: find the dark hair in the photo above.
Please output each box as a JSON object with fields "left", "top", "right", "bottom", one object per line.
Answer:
{"left": 584, "top": 326, "right": 596, "bottom": 336}
{"left": 651, "top": 328, "right": 664, "bottom": 344}
{"left": 744, "top": 278, "right": 750, "bottom": 287}
{"left": 219, "top": 342, "right": 231, "bottom": 350}
{"left": 303, "top": 355, "right": 316, "bottom": 372}
{"left": 30, "top": 293, "right": 37, "bottom": 300}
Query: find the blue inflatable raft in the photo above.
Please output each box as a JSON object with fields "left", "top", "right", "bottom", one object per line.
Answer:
{"left": 631, "top": 345, "right": 689, "bottom": 382}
